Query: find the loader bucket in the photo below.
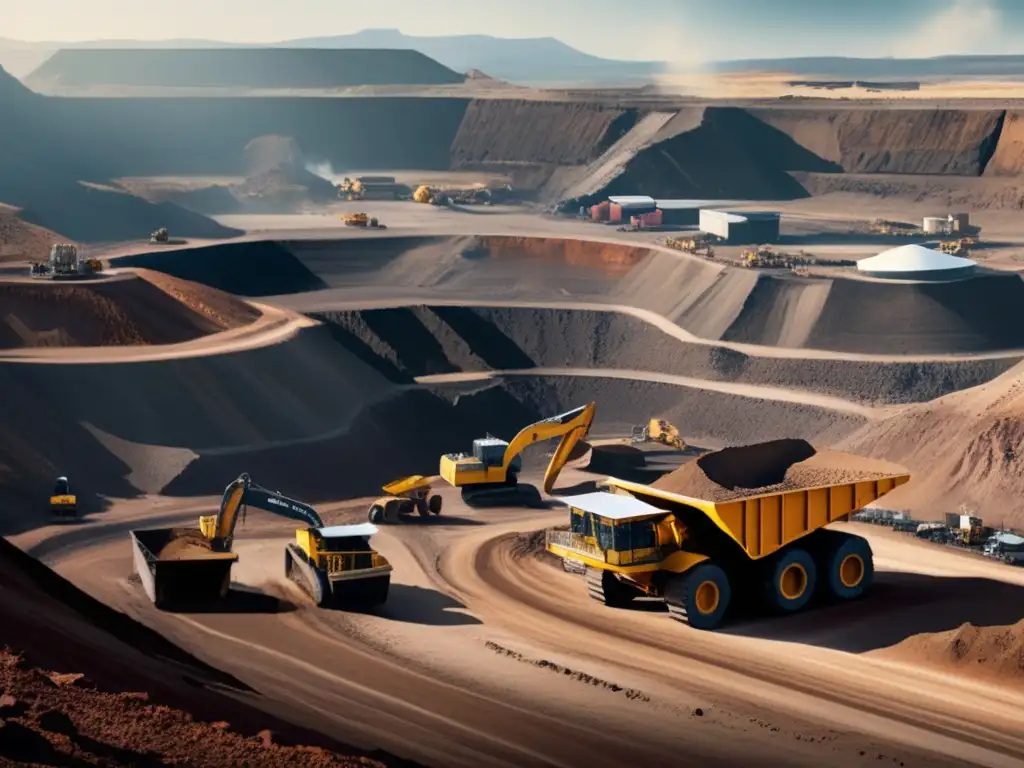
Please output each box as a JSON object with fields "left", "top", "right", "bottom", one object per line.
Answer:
{"left": 130, "top": 528, "right": 237, "bottom": 609}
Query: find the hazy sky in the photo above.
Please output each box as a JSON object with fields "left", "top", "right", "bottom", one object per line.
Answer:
{"left": 6, "top": 0, "right": 1023, "bottom": 61}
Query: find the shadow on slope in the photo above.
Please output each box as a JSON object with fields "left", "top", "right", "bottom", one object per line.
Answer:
{"left": 113, "top": 240, "right": 328, "bottom": 296}
{"left": 0, "top": 536, "right": 411, "bottom": 765}
{"left": 596, "top": 107, "right": 841, "bottom": 201}
{"left": 0, "top": 64, "right": 239, "bottom": 243}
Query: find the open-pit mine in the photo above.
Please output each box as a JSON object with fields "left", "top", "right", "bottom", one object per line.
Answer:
{"left": 2, "top": 43, "right": 1024, "bottom": 768}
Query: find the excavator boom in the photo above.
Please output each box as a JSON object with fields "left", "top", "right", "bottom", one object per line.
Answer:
{"left": 204, "top": 473, "right": 325, "bottom": 550}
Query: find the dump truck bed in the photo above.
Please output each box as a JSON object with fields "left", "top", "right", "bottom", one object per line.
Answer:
{"left": 130, "top": 527, "right": 238, "bottom": 608}
{"left": 608, "top": 445, "right": 910, "bottom": 561}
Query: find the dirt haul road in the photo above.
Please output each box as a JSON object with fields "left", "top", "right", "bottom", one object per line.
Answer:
{"left": 21, "top": 477, "right": 1024, "bottom": 768}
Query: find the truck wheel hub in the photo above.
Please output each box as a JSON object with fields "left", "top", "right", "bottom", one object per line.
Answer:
{"left": 779, "top": 563, "right": 807, "bottom": 600}
{"left": 694, "top": 580, "right": 720, "bottom": 614}
{"left": 839, "top": 554, "right": 864, "bottom": 588}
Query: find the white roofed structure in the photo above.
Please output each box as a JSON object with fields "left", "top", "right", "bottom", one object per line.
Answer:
{"left": 556, "top": 492, "right": 665, "bottom": 521}
{"left": 318, "top": 523, "right": 379, "bottom": 538}
{"left": 607, "top": 195, "right": 656, "bottom": 207}
{"left": 857, "top": 244, "right": 976, "bottom": 280}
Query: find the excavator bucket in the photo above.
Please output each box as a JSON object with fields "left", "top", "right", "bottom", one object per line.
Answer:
{"left": 130, "top": 527, "right": 237, "bottom": 609}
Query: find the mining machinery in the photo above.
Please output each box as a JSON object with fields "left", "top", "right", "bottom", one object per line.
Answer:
{"left": 368, "top": 475, "right": 443, "bottom": 524}
{"left": 440, "top": 403, "right": 596, "bottom": 507}
{"left": 130, "top": 473, "right": 392, "bottom": 609}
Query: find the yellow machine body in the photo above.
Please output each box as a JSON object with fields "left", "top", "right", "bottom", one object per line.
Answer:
{"left": 293, "top": 528, "right": 392, "bottom": 582}
{"left": 439, "top": 402, "right": 595, "bottom": 494}
{"left": 547, "top": 461, "right": 910, "bottom": 629}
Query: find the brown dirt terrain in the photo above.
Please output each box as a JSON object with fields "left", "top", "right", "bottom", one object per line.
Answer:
{"left": 877, "top": 620, "right": 1024, "bottom": 687}
{"left": 0, "top": 271, "right": 258, "bottom": 349}
{"left": 0, "top": 536, "right": 396, "bottom": 767}
{"left": 843, "top": 359, "right": 1024, "bottom": 528}
{"left": 0, "top": 206, "right": 68, "bottom": 264}
{"left": 652, "top": 438, "right": 907, "bottom": 501}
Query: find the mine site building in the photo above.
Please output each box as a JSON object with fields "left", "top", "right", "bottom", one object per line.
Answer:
{"left": 857, "top": 244, "right": 976, "bottom": 281}
{"left": 607, "top": 195, "right": 656, "bottom": 224}
{"left": 356, "top": 175, "right": 401, "bottom": 200}
{"left": 699, "top": 209, "right": 780, "bottom": 244}
{"left": 654, "top": 199, "right": 705, "bottom": 226}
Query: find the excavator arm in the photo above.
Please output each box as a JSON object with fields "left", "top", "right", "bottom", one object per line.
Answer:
{"left": 500, "top": 402, "right": 596, "bottom": 494}
{"left": 208, "top": 473, "right": 324, "bottom": 550}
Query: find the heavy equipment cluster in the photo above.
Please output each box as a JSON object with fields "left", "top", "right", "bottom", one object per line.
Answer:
{"left": 114, "top": 400, "right": 915, "bottom": 634}
{"left": 29, "top": 244, "right": 102, "bottom": 279}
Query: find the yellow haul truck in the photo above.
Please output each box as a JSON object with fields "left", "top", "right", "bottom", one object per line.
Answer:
{"left": 367, "top": 475, "right": 443, "bottom": 524}
{"left": 130, "top": 473, "right": 392, "bottom": 609}
{"left": 440, "top": 402, "right": 596, "bottom": 507}
{"left": 546, "top": 464, "right": 909, "bottom": 630}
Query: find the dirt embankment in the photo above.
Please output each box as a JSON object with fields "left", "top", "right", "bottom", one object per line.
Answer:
{"left": 25, "top": 48, "right": 465, "bottom": 90}
{"left": 984, "top": 111, "right": 1024, "bottom": 176}
{"left": 876, "top": 620, "right": 1024, "bottom": 688}
{"left": 0, "top": 205, "right": 69, "bottom": 263}
{"left": 723, "top": 271, "right": 1024, "bottom": 355}
{"left": 428, "top": 376, "right": 866, "bottom": 450}
{"left": 600, "top": 106, "right": 840, "bottom": 202}
{"left": 318, "top": 304, "right": 1014, "bottom": 404}
{"left": 754, "top": 108, "right": 1006, "bottom": 175}
{"left": 0, "top": 271, "right": 258, "bottom": 349}
{"left": 450, "top": 99, "right": 638, "bottom": 187}
{"left": 0, "top": 536, "right": 398, "bottom": 767}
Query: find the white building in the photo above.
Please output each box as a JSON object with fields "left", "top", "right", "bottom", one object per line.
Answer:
{"left": 857, "top": 244, "right": 976, "bottom": 281}
{"left": 699, "top": 209, "right": 780, "bottom": 244}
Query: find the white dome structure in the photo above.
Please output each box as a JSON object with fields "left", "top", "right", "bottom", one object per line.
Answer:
{"left": 857, "top": 244, "right": 976, "bottom": 281}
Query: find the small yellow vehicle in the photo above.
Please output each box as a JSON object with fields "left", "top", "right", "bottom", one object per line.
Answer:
{"left": 368, "top": 475, "right": 443, "bottom": 524}
{"left": 49, "top": 476, "right": 77, "bottom": 520}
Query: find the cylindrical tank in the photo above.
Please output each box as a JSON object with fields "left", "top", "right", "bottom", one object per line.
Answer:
{"left": 922, "top": 217, "right": 946, "bottom": 234}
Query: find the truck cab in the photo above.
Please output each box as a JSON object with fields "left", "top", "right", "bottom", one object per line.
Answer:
{"left": 49, "top": 476, "right": 78, "bottom": 519}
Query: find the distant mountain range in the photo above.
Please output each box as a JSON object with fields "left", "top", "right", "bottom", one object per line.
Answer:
{"left": 3, "top": 30, "right": 1024, "bottom": 86}
{"left": 0, "top": 29, "right": 662, "bottom": 85}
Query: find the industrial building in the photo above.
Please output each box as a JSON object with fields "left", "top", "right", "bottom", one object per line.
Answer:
{"left": 654, "top": 199, "right": 706, "bottom": 226}
{"left": 356, "top": 175, "right": 401, "bottom": 200}
{"left": 699, "top": 209, "right": 780, "bottom": 244}
{"left": 607, "top": 195, "right": 656, "bottom": 223}
{"left": 856, "top": 244, "right": 977, "bottom": 281}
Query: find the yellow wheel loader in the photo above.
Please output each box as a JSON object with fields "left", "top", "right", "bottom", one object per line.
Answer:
{"left": 637, "top": 418, "right": 686, "bottom": 451}
{"left": 49, "top": 476, "right": 78, "bottom": 520}
{"left": 130, "top": 473, "right": 392, "bottom": 610}
{"left": 367, "top": 475, "right": 442, "bottom": 524}
{"left": 547, "top": 448, "right": 910, "bottom": 631}
{"left": 440, "top": 403, "right": 596, "bottom": 507}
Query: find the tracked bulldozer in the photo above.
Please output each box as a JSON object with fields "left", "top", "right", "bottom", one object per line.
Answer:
{"left": 150, "top": 228, "right": 169, "bottom": 244}
{"left": 368, "top": 475, "right": 442, "bottom": 524}
{"left": 439, "top": 403, "right": 596, "bottom": 507}
{"left": 130, "top": 473, "right": 392, "bottom": 610}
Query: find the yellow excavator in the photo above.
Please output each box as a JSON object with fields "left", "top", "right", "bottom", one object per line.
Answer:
{"left": 439, "top": 402, "right": 596, "bottom": 507}
{"left": 130, "top": 473, "right": 392, "bottom": 609}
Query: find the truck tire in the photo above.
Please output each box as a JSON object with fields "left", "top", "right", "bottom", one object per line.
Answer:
{"left": 819, "top": 533, "right": 873, "bottom": 601}
{"left": 763, "top": 547, "right": 816, "bottom": 614}
{"left": 428, "top": 494, "right": 442, "bottom": 515}
{"left": 416, "top": 497, "right": 430, "bottom": 517}
{"left": 664, "top": 563, "right": 731, "bottom": 630}
{"left": 368, "top": 505, "right": 385, "bottom": 523}
{"left": 384, "top": 500, "right": 401, "bottom": 524}
{"left": 586, "top": 567, "right": 639, "bottom": 608}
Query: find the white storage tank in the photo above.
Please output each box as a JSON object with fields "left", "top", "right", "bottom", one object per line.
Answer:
{"left": 922, "top": 216, "right": 948, "bottom": 235}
